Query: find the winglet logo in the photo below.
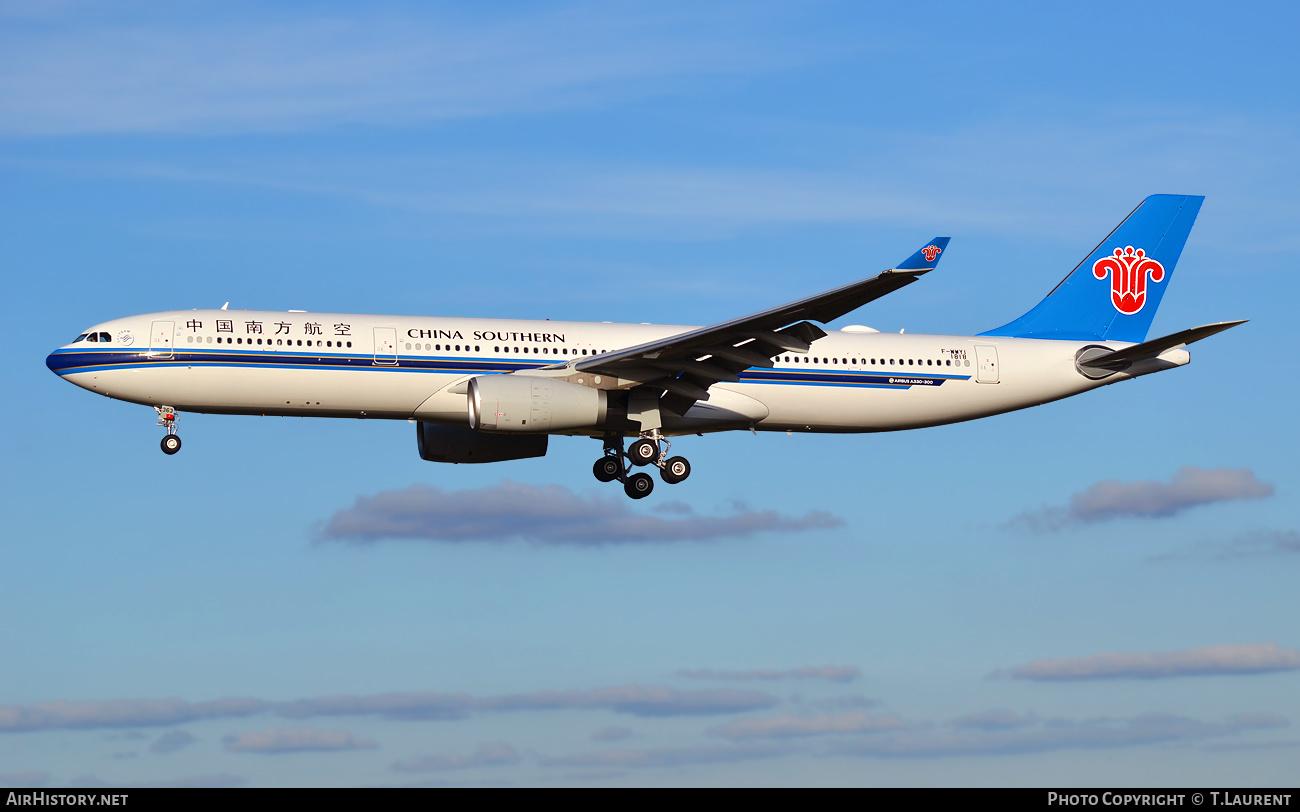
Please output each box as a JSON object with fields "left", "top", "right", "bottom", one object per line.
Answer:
{"left": 921, "top": 245, "right": 942, "bottom": 262}
{"left": 1093, "top": 246, "right": 1165, "bottom": 315}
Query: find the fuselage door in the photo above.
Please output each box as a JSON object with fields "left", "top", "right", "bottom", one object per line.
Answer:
{"left": 975, "top": 344, "right": 999, "bottom": 383}
{"left": 148, "top": 320, "right": 175, "bottom": 359}
{"left": 373, "top": 327, "right": 398, "bottom": 365}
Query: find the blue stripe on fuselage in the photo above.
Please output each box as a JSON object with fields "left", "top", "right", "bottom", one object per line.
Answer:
{"left": 45, "top": 349, "right": 970, "bottom": 389}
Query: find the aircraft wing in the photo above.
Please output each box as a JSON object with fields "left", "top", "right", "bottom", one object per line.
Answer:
{"left": 568, "top": 238, "right": 950, "bottom": 414}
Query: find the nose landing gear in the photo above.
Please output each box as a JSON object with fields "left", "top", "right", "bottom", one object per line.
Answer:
{"left": 156, "top": 406, "right": 182, "bottom": 455}
{"left": 590, "top": 432, "right": 691, "bottom": 498}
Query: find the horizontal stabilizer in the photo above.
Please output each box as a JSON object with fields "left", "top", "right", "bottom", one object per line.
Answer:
{"left": 1078, "top": 320, "right": 1247, "bottom": 371}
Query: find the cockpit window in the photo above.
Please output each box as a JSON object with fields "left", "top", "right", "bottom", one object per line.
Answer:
{"left": 97, "top": 332, "right": 112, "bottom": 342}
{"left": 85, "top": 333, "right": 99, "bottom": 342}
{"left": 72, "top": 333, "right": 88, "bottom": 343}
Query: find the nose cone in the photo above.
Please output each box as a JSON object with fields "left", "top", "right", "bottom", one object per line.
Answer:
{"left": 47, "top": 348, "right": 78, "bottom": 377}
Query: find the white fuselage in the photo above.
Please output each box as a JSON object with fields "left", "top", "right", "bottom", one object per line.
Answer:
{"left": 47, "top": 309, "right": 1186, "bottom": 436}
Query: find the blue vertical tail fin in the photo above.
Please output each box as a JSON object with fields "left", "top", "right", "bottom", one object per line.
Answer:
{"left": 979, "top": 195, "right": 1204, "bottom": 343}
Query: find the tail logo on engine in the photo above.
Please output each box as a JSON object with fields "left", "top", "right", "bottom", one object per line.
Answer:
{"left": 1093, "top": 246, "right": 1165, "bottom": 315}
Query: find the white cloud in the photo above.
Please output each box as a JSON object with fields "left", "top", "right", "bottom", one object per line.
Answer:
{"left": 392, "top": 742, "right": 522, "bottom": 773}
{"left": 222, "top": 727, "right": 378, "bottom": 754}
{"left": 317, "top": 481, "right": 842, "bottom": 545}
{"left": 679, "top": 665, "right": 860, "bottom": 683}
{"left": 993, "top": 642, "right": 1300, "bottom": 681}
{"left": 948, "top": 710, "right": 1038, "bottom": 731}
{"left": 591, "top": 726, "right": 634, "bottom": 742}
{"left": 0, "top": 697, "right": 265, "bottom": 732}
{"left": 0, "top": 683, "right": 777, "bottom": 736}
{"left": 1233, "top": 531, "right": 1300, "bottom": 556}
{"left": 66, "top": 773, "right": 246, "bottom": 789}
{"left": 276, "top": 691, "right": 473, "bottom": 722}
{"left": 552, "top": 710, "right": 1294, "bottom": 766}
{"left": 279, "top": 685, "right": 776, "bottom": 720}
{"left": 708, "top": 711, "right": 907, "bottom": 741}
{"left": 541, "top": 742, "right": 789, "bottom": 769}
{"left": 808, "top": 695, "right": 879, "bottom": 711}
{"left": 1009, "top": 467, "right": 1273, "bottom": 531}
{"left": 473, "top": 684, "right": 778, "bottom": 718}
{"left": 149, "top": 730, "right": 196, "bottom": 754}
{"left": 826, "top": 713, "right": 1280, "bottom": 759}
{"left": 1151, "top": 531, "right": 1300, "bottom": 563}
{"left": 0, "top": 5, "right": 818, "bottom": 135}
{"left": 1228, "top": 712, "right": 1289, "bottom": 729}
{"left": 1202, "top": 740, "right": 1300, "bottom": 752}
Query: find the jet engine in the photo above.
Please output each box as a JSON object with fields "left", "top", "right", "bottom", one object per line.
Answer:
{"left": 416, "top": 422, "right": 548, "bottom": 464}
{"left": 468, "top": 374, "right": 606, "bottom": 433}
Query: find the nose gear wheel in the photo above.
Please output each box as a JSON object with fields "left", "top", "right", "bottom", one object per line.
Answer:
{"left": 155, "top": 406, "right": 182, "bottom": 455}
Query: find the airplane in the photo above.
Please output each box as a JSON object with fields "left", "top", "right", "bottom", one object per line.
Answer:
{"left": 46, "top": 194, "right": 1244, "bottom": 499}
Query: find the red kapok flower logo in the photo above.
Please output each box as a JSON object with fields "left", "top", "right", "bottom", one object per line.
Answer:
{"left": 921, "top": 245, "right": 942, "bottom": 262}
{"left": 1092, "top": 246, "right": 1165, "bottom": 315}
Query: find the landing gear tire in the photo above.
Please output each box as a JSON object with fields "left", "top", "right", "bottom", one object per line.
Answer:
{"left": 628, "top": 438, "right": 659, "bottom": 466}
{"left": 660, "top": 456, "right": 691, "bottom": 484}
{"left": 624, "top": 472, "right": 654, "bottom": 499}
{"left": 160, "top": 435, "right": 182, "bottom": 455}
{"left": 593, "top": 456, "right": 622, "bottom": 483}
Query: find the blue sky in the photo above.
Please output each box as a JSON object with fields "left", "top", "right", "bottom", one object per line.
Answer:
{"left": 2, "top": 0, "right": 1297, "bottom": 787}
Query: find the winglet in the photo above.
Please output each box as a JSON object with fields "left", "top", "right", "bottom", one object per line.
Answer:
{"left": 895, "top": 238, "right": 950, "bottom": 271}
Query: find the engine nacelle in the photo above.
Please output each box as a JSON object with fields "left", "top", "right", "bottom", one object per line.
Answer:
{"left": 468, "top": 374, "right": 607, "bottom": 433}
{"left": 416, "top": 421, "right": 548, "bottom": 464}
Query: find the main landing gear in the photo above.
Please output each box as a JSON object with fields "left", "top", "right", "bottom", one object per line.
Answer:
{"left": 156, "top": 406, "right": 182, "bottom": 455}
{"left": 591, "top": 432, "right": 691, "bottom": 499}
